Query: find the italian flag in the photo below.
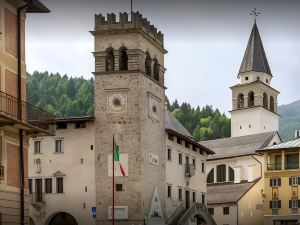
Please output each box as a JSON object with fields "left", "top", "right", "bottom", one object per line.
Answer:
{"left": 114, "top": 141, "right": 126, "bottom": 177}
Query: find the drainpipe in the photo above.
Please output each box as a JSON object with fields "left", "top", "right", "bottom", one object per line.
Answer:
{"left": 17, "top": 1, "right": 32, "bottom": 225}
{"left": 252, "top": 154, "right": 262, "bottom": 179}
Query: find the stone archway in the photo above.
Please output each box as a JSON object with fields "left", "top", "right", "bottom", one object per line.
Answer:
{"left": 48, "top": 212, "right": 78, "bottom": 225}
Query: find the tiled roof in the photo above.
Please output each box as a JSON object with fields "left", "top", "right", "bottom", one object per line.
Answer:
{"left": 165, "top": 110, "right": 192, "bottom": 138}
{"left": 258, "top": 138, "right": 300, "bottom": 151}
{"left": 239, "top": 23, "right": 272, "bottom": 76}
{"left": 207, "top": 180, "right": 258, "bottom": 204}
{"left": 200, "top": 131, "right": 277, "bottom": 160}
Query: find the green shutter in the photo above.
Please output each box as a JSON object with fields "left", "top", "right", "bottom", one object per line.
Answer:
{"left": 270, "top": 179, "right": 272, "bottom": 187}
{"left": 289, "top": 177, "right": 292, "bottom": 186}
{"left": 298, "top": 200, "right": 300, "bottom": 208}
{"left": 278, "top": 200, "right": 281, "bottom": 208}
{"left": 278, "top": 178, "right": 281, "bottom": 186}
{"left": 298, "top": 177, "right": 300, "bottom": 185}
{"left": 289, "top": 200, "right": 292, "bottom": 208}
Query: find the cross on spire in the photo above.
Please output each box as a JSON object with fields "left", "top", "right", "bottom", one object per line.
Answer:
{"left": 250, "top": 8, "right": 260, "bottom": 23}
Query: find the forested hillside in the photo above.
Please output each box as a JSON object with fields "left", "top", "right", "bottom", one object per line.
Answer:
{"left": 278, "top": 100, "right": 300, "bottom": 141}
{"left": 26, "top": 71, "right": 231, "bottom": 141}
{"left": 27, "top": 71, "right": 94, "bottom": 117}
{"left": 27, "top": 71, "right": 299, "bottom": 142}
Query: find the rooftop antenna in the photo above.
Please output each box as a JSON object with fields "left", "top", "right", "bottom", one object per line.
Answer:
{"left": 250, "top": 8, "right": 260, "bottom": 24}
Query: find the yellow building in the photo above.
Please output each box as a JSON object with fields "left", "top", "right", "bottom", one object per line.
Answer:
{"left": 258, "top": 138, "right": 300, "bottom": 225}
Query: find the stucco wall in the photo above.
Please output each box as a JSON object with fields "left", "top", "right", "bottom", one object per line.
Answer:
{"left": 29, "top": 121, "right": 96, "bottom": 225}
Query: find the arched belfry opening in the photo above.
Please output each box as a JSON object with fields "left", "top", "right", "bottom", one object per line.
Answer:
{"left": 105, "top": 48, "right": 115, "bottom": 71}
{"left": 237, "top": 93, "right": 244, "bottom": 109}
{"left": 119, "top": 47, "right": 128, "bottom": 71}
{"left": 153, "top": 58, "right": 160, "bottom": 81}
{"left": 263, "top": 93, "right": 268, "bottom": 109}
{"left": 270, "top": 96, "right": 275, "bottom": 112}
{"left": 248, "top": 91, "right": 255, "bottom": 107}
{"left": 145, "top": 52, "right": 152, "bottom": 76}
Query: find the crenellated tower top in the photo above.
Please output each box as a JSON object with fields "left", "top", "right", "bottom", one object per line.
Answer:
{"left": 94, "top": 12, "right": 164, "bottom": 46}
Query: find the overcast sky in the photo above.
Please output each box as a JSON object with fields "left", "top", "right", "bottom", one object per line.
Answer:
{"left": 25, "top": 0, "right": 300, "bottom": 114}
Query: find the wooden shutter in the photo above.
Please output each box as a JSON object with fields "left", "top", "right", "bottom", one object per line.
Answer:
{"left": 289, "top": 200, "right": 292, "bottom": 208}
{"left": 278, "top": 200, "right": 281, "bottom": 208}
{"left": 298, "top": 177, "right": 300, "bottom": 185}
{"left": 270, "top": 179, "right": 272, "bottom": 187}
{"left": 269, "top": 201, "right": 272, "bottom": 209}
{"left": 298, "top": 200, "right": 300, "bottom": 208}
{"left": 278, "top": 178, "right": 281, "bottom": 186}
{"left": 289, "top": 177, "right": 292, "bottom": 186}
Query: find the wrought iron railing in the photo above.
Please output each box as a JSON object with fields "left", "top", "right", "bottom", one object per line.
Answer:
{"left": 0, "top": 91, "right": 55, "bottom": 131}
{"left": 185, "top": 164, "right": 195, "bottom": 177}
{"left": 285, "top": 162, "right": 299, "bottom": 170}
{"left": 267, "top": 163, "right": 282, "bottom": 171}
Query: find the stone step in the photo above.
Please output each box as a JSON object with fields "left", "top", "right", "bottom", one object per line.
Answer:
{"left": 148, "top": 217, "right": 165, "bottom": 225}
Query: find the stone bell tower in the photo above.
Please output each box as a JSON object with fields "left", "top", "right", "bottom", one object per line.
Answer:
{"left": 91, "top": 12, "right": 167, "bottom": 224}
{"left": 230, "top": 22, "right": 280, "bottom": 137}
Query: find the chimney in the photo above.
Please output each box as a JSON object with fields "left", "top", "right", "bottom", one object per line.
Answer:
{"left": 295, "top": 130, "right": 300, "bottom": 139}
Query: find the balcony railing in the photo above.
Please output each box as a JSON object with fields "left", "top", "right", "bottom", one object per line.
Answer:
{"left": 267, "top": 163, "right": 299, "bottom": 171}
{"left": 0, "top": 91, "right": 55, "bottom": 132}
{"left": 267, "top": 163, "right": 282, "bottom": 171}
{"left": 30, "top": 192, "right": 45, "bottom": 204}
{"left": 185, "top": 164, "right": 195, "bottom": 177}
{"left": 285, "top": 163, "right": 299, "bottom": 170}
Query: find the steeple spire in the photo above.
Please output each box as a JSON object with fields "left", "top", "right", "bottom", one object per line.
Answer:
{"left": 239, "top": 22, "right": 272, "bottom": 76}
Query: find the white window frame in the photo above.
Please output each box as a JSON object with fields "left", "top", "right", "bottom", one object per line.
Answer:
{"left": 292, "top": 177, "right": 298, "bottom": 186}
{"left": 291, "top": 199, "right": 298, "bottom": 209}
{"left": 271, "top": 200, "right": 279, "bottom": 209}
{"left": 34, "top": 140, "right": 41, "bottom": 154}
{"left": 54, "top": 139, "right": 64, "bottom": 153}
{"left": 270, "top": 178, "right": 279, "bottom": 187}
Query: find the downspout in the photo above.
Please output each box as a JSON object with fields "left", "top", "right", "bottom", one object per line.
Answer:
{"left": 252, "top": 154, "right": 262, "bottom": 179}
{"left": 237, "top": 203, "right": 239, "bottom": 225}
{"left": 17, "top": 1, "right": 32, "bottom": 225}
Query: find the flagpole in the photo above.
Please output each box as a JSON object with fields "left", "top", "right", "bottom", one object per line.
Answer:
{"left": 112, "top": 135, "right": 115, "bottom": 225}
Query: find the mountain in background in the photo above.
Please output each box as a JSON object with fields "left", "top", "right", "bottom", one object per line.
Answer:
{"left": 26, "top": 71, "right": 299, "bottom": 142}
{"left": 278, "top": 100, "right": 300, "bottom": 141}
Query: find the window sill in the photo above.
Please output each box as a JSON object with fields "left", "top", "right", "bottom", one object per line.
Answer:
{"left": 53, "top": 152, "right": 64, "bottom": 154}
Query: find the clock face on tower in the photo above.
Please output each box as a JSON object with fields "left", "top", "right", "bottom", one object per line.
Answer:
{"left": 107, "top": 91, "right": 128, "bottom": 113}
{"left": 148, "top": 94, "right": 160, "bottom": 120}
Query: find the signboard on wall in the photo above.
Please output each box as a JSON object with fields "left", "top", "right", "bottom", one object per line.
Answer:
{"left": 149, "top": 152, "right": 159, "bottom": 166}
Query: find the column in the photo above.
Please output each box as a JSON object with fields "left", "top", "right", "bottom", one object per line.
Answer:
{"left": 281, "top": 150, "right": 285, "bottom": 170}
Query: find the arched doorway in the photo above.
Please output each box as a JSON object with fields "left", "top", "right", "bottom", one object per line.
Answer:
{"left": 48, "top": 212, "right": 78, "bottom": 225}
{"left": 194, "top": 214, "right": 208, "bottom": 225}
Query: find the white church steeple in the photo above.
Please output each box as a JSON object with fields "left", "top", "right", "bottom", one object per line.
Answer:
{"left": 230, "top": 22, "right": 280, "bottom": 137}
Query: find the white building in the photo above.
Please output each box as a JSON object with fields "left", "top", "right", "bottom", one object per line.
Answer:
{"left": 28, "top": 117, "right": 96, "bottom": 225}
{"left": 28, "top": 112, "right": 215, "bottom": 225}
{"left": 201, "top": 22, "right": 282, "bottom": 225}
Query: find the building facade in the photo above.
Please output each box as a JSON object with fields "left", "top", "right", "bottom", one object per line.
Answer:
{"left": 28, "top": 117, "right": 96, "bottom": 225}
{"left": 202, "top": 21, "right": 282, "bottom": 225}
{"left": 165, "top": 110, "right": 214, "bottom": 224}
{"left": 0, "top": 1, "right": 53, "bottom": 225}
{"left": 258, "top": 138, "right": 300, "bottom": 225}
